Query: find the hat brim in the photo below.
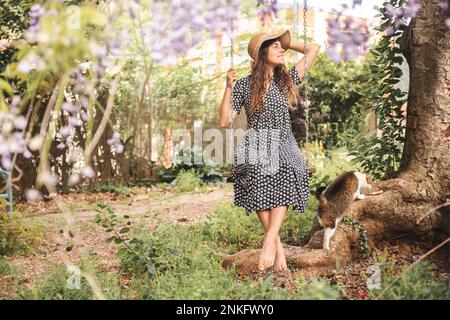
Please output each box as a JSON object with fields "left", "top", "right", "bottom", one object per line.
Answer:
{"left": 262, "top": 29, "right": 291, "bottom": 50}
{"left": 252, "top": 29, "right": 291, "bottom": 67}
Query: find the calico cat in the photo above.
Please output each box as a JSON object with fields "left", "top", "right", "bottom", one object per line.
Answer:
{"left": 315, "top": 171, "right": 372, "bottom": 251}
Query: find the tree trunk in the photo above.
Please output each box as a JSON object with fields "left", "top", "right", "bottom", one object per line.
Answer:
{"left": 223, "top": 0, "right": 450, "bottom": 275}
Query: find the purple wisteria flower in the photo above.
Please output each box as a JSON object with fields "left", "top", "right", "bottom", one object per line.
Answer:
{"left": 107, "top": 132, "right": 124, "bottom": 154}
{"left": 326, "top": 12, "right": 371, "bottom": 63}
{"left": 28, "top": 4, "right": 45, "bottom": 33}
{"left": 17, "top": 53, "right": 46, "bottom": 73}
{"left": 25, "top": 189, "right": 42, "bottom": 203}
{"left": 148, "top": 0, "right": 239, "bottom": 66}
{"left": 128, "top": 0, "right": 142, "bottom": 19}
{"left": 68, "top": 173, "right": 81, "bottom": 186}
{"left": 81, "top": 165, "right": 95, "bottom": 179}
{"left": 0, "top": 101, "right": 32, "bottom": 170}
{"left": 440, "top": 0, "right": 450, "bottom": 29}
{"left": 384, "top": 0, "right": 421, "bottom": 36}
{"left": 257, "top": 0, "right": 278, "bottom": 27}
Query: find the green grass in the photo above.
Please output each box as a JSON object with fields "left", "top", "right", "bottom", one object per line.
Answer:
{"left": 15, "top": 251, "right": 122, "bottom": 300}
{"left": 0, "top": 256, "right": 11, "bottom": 276}
{"left": 0, "top": 211, "right": 46, "bottom": 256}
{"left": 9, "top": 187, "right": 449, "bottom": 300}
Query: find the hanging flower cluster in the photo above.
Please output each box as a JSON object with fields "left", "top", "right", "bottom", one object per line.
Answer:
{"left": 0, "top": 97, "right": 31, "bottom": 170}
{"left": 2, "top": 1, "right": 133, "bottom": 200}
{"left": 146, "top": 0, "right": 239, "bottom": 65}
{"left": 384, "top": 0, "right": 421, "bottom": 35}
{"left": 107, "top": 132, "right": 124, "bottom": 154}
{"left": 327, "top": 17, "right": 371, "bottom": 62}
{"left": 257, "top": 0, "right": 278, "bottom": 27}
{"left": 440, "top": 0, "right": 450, "bottom": 28}
{"left": 325, "top": 1, "right": 371, "bottom": 63}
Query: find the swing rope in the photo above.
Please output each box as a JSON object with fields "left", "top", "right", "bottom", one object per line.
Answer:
{"left": 302, "top": 0, "right": 314, "bottom": 176}
{"left": 302, "top": 0, "right": 310, "bottom": 150}
{"left": 222, "top": 32, "right": 235, "bottom": 180}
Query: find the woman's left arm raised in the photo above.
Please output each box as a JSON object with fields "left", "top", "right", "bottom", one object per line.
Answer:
{"left": 288, "top": 41, "right": 321, "bottom": 81}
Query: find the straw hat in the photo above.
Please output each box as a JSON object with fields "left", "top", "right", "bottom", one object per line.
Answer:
{"left": 247, "top": 29, "right": 291, "bottom": 67}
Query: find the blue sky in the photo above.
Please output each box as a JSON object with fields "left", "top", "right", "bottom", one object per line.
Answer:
{"left": 278, "top": 0, "right": 386, "bottom": 19}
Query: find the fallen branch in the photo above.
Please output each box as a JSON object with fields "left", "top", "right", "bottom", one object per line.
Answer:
{"left": 416, "top": 200, "right": 450, "bottom": 224}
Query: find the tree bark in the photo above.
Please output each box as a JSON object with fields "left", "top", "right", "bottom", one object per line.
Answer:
{"left": 223, "top": 0, "right": 450, "bottom": 275}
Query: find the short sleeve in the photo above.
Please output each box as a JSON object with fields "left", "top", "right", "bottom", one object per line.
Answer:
{"left": 231, "top": 79, "right": 245, "bottom": 114}
{"left": 289, "top": 66, "right": 302, "bottom": 86}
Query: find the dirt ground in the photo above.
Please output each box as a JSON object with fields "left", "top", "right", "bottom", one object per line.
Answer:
{"left": 1, "top": 184, "right": 448, "bottom": 300}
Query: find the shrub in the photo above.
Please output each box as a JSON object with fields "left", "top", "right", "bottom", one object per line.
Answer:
{"left": 155, "top": 147, "right": 228, "bottom": 184}
{"left": 171, "top": 168, "right": 204, "bottom": 193}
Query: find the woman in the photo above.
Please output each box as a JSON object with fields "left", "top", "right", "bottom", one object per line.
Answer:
{"left": 219, "top": 30, "right": 321, "bottom": 273}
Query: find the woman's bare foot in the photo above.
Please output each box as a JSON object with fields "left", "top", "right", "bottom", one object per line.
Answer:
{"left": 273, "top": 236, "right": 288, "bottom": 273}
{"left": 258, "top": 234, "right": 277, "bottom": 271}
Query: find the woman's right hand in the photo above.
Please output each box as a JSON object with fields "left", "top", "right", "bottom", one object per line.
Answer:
{"left": 226, "top": 68, "right": 236, "bottom": 89}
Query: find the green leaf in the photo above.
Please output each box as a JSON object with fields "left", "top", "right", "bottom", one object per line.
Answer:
{"left": 119, "top": 227, "right": 130, "bottom": 234}
{"left": 0, "top": 79, "right": 13, "bottom": 96}
{"left": 117, "top": 247, "right": 128, "bottom": 256}
{"left": 129, "top": 238, "right": 140, "bottom": 244}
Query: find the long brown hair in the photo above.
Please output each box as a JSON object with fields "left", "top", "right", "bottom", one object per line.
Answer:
{"left": 249, "top": 37, "right": 299, "bottom": 115}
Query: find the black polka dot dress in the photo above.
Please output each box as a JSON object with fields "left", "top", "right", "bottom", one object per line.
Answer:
{"left": 230, "top": 66, "right": 310, "bottom": 215}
